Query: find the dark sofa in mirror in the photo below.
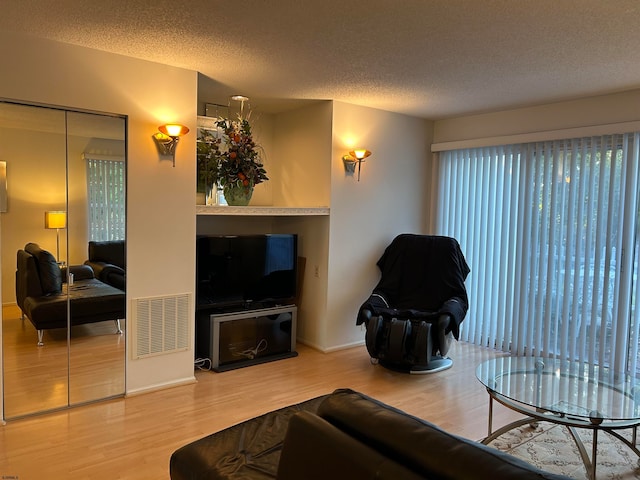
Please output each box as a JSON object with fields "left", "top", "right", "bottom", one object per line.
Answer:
{"left": 84, "top": 240, "right": 125, "bottom": 290}
{"left": 15, "top": 243, "right": 125, "bottom": 346}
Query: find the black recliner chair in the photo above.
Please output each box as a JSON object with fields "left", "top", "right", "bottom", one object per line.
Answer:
{"left": 357, "top": 234, "right": 470, "bottom": 374}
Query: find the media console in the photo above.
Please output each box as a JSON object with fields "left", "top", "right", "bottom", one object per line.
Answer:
{"left": 195, "top": 304, "right": 298, "bottom": 372}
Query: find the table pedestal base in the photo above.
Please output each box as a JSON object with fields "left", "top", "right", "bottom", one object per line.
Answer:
{"left": 482, "top": 390, "right": 640, "bottom": 480}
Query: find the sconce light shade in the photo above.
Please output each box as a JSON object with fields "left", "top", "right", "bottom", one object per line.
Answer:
{"left": 44, "top": 210, "right": 66, "bottom": 229}
{"left": 154, "top": 123, "right": 190, "bottom": 167}
{"left": 159, "top": 124, "right": 190, "bottom": 137}
{"left": 349, "top": 149, "right": 372, "bottom": 161}
{"left": 342, "top": 148, "right": 372, "bottom": 181}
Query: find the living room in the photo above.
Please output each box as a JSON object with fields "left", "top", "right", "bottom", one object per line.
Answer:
{"left": 0, "top": 28, "right": 439, "bottom": 405}
{"left": 2, "top": 2, "right": 640, "bottom": 478}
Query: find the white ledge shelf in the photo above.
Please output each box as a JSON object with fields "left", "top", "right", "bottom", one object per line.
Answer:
{"left": 196, "top": 205, "right": 330, "bottom": 216}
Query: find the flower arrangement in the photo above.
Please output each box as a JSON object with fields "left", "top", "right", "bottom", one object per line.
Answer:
{"left": 196, "top": 110, "right": 268, "bottom": 205}
{"left": 215, "top": 115, "right": 268, "bottom": 190}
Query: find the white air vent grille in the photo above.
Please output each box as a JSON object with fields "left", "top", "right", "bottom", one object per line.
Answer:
{"left": 133, "top": 293, "right": 190, "bottom": 359}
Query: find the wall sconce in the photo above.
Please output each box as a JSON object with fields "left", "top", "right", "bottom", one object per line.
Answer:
{"left": 342, "top": 149, "right": 372, "bottom": 181}
{"left": 153, "top": 124, "right": 190, "bottom": 167}
{"left": 44, "top": 210, "right": 66, "bottom": 261}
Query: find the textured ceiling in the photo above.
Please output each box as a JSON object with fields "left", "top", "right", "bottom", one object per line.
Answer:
{"left": 3, "top": 0, "right": 640, "bottom": 118}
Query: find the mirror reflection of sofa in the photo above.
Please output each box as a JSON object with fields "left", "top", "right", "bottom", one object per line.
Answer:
{"left": 15, "top": 243, "right": 125, "bottom": 345}
{"left": 84, "top": 240, "right": 125, "bottom": 290}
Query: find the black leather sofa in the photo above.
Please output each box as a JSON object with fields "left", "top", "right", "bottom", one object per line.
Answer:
{"left": 16, "top": 243, "right": 125, "bottom": 345}
{"left": 169, "top": 388, "right": 570, "bottom": 480}
{"left": 84, "top": 240, "right": 125, "bottom": 290}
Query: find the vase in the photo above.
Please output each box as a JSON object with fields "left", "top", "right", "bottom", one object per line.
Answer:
{"left": 205, "top": 182, "right": 218, "bottom": 206}
{"left": 223, "top": 184, "right": 254, "bottom": 206}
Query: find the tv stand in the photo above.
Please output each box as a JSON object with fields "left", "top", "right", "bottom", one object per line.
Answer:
{"left": 195, "top": 304, "right": 297, "bottom": 372}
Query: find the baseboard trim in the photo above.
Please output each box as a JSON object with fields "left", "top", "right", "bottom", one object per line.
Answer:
{"left": 323, "top": 340, "right": 365, "bottom": 353}
{"left": 125, "top": 376, "right": 196, "bottom": 397}
{"left": 297, "top": 338, "right": 364, "bottom": 353}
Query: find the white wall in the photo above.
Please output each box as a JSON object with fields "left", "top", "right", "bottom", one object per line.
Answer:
{"left": 271, "top": 102, "right": 332, "bottom": 347}
{"left": 326, "top": 101, "right": 432, "bottom": 350}
{"left": 0, "top": 32, "right": 198, "bottom": 401}
{"left": 272, "top": 101, "right": 332, "bottom": 207}
{"left": 433, "top": 89, "right": 640, "bottom": 144}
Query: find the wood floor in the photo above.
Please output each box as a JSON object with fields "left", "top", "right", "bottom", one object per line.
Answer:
{"left": 2, "top": 305, "right": 125, "bottom": 418}
{"left": 0, "top": 340, "right": 521, "bottom": 479}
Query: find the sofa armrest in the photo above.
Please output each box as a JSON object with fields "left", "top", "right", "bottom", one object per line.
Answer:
{"left": 85, "top": 260, "right": 124, "bottom": 277}
{"left": 84, "top": 260, "right": 107, "bottom": 278}
{"left": 84, "top": 260, "right": 125, "bottom": 289}
{"left": 66, "top": 264, "right": 95, "bottom": 281}
{"left": 90, "top": 262, "right": 124, "bottom": 278}
{"left": 100, "top": 264, "right": 125, "bottom": 277}
{"left": 277, "top": 411, "right": 423, "bottom": 480}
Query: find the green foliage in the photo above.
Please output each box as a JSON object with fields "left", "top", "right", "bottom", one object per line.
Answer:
{"left": 196, "top": 130, "right": 221, "bottom": 192}
{"left": 196, "top": 114, "right": 268, "bottom": 194}
{"left": 215, "top": 117, "right": 268, "bottom": 188}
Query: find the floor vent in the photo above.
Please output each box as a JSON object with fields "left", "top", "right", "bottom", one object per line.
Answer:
{"left": 133, "top": 293, "right": 191, "bottom": 359}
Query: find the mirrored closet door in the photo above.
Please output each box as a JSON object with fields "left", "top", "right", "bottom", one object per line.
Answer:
{"left": 1, "top": 101, "right": 127, "bottom": 419}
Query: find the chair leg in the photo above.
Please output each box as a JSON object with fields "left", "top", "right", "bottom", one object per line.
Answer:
{"left": 37, "top": 330, "right": 44, "bottom": 347}
{"left": 114, "top": 319, "right": 123, "bottom": 335}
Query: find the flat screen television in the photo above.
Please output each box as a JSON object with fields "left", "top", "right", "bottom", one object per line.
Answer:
{"left": 196, "top": 234, "right": 298, "bottom": 310}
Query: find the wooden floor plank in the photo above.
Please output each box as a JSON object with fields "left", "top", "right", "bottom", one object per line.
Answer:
{"left": 0, "top": 340, "right": 519, "bottom": 479}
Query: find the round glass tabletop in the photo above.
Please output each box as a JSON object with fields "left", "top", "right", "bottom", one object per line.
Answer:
{"left": 476, "top": 356, "right": 640, "bottom": 424}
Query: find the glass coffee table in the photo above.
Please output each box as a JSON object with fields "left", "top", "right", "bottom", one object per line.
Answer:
{"left": 476, "top": 356, "right": 640, "bottom": 480}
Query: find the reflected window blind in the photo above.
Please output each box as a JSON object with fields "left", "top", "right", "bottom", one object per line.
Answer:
{"left": 86, "top": 156, "right": 125, "bottom": 241}
{"left": 435, "top": 133, "right": 640, "bottom": 375}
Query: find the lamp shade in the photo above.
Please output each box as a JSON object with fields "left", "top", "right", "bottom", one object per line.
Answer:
{"left": 44, "top": 211, "right": 66, "bottom": 229}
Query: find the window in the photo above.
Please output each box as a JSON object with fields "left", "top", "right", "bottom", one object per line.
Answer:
{"left": 86, "top": 156, "right": 125, "bottom": 241}
{"left": 435, "top": 133, "right": 640, "bottom": 375}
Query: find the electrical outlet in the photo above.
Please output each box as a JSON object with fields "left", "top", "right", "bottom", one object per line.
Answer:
{"left": 314, "top": 265, "right": 319, "bottom": 278}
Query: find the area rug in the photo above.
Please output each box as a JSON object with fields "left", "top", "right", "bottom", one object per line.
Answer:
{"left": 488, "top": 422, "right": 640, "bottom": 479}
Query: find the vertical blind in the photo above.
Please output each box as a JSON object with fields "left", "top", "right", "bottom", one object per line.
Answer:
{"left": 436, "top": 133, "right": 640, "bottom": 375}
{"left": 86, "top": 157, "right": 125, "bottom": 241}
